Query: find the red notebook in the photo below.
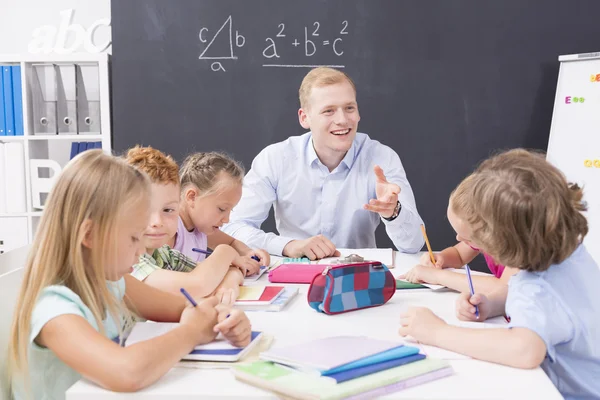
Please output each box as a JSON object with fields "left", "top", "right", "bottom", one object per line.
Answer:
{"left": 235, "top": 286, "right": 285, "bottom": 306}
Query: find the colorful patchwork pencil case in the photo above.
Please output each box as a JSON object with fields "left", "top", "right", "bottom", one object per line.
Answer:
{"left": 307, "top": 262, "right": 396, "bottom": 315}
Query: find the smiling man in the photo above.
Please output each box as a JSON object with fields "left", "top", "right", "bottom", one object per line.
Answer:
{"left": 223, "top": 67, "right": 425, "bottom": 259}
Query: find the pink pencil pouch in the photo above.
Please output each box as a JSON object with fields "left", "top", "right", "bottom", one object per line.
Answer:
{"left": 268, "top": 263, "right": 332, "bottom": 284}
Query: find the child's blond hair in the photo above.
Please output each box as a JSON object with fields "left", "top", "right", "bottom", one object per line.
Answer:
{"left": 125, "top": 145, "right": 180, "bottom": 186}
{"left": 450, "top": 149, "right": 588, "bottom": 272}
{"left": 179, "top": 152, "right": 244, "bottom": 198}
{"left": 8, "top": 150, "right": 150, "bottom": 391}
{"left": 299, "top": 67, "right": 356, "bottom": 110}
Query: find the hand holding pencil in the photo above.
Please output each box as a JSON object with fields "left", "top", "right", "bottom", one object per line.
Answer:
{"left": 419, "top": 225, "right": 444, "bottom": 269}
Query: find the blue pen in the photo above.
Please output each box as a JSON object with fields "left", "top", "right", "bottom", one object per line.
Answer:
{"left": 180, "top": 287, "right": 198, "bottom": 307}
{"left": 181, "top": 287, "right": 230, "bottom": 319}
{"left": 465, "top": 265, "right": 479, "bottom": 318}
{"left": 192, "top": 247, "right": 212, "bottom": 256}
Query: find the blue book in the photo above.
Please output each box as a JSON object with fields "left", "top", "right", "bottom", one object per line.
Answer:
{"left": 92, "top": 141, "right": 102, "bottom": 149}
{"left": 11, "top": 66, "right": 23, "bottom": 135}
{"left": 2, "top": 66, "right": 14, "bottom": 135}
{"left": 70, "top": 142, "right": 80, "bottom": 159}
{"left": 323, "top": 344, "right": 421, "bottom": 375}
{"left": 126, "top": 322, "right": 263, "bottom": 362}
{"left": 0, "top": 69, "right": 5, "bottom": 136}
{"left": 77, "top": 142, "right": 88, "bottom": 155}
{"left": 326, "top": 353, "right": 426, "bottom": 383}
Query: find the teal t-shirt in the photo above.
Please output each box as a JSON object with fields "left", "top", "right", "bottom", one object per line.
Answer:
{"left": 11, "top": 278, "right": 126, "bottom": 400}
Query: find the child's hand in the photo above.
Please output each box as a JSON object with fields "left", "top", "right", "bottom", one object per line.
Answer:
{"left": 245, "top": 249, "right": 270, "bottom": 268}
{"left": 232, "top": 255, "right": 261, "bottom": 276}
{"left": 213, "top": 306, "right": 252, "bottom": 347}
{"left": 213, "top": 267, "right": 243, "bottom": 305}
{"left": 455, "top": 292, "right": 490, "bottom": 321}
{"left": 180, "top": 296, "right": 219, "bottom": 343}
{"left": 398, "top": 307, "right": 446, "bottom": 345}
{"left": 214, "top": 286, "right": 239, "bottom": 306}
{"left": 398, "top": 265, "right": 440, "bottom": 285}
{"left": 418, "top": 252, "right": 444, "bottom": 269}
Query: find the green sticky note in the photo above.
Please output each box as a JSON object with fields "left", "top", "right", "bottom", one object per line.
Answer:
{"left": 396, "top": 279, "right": 427, "bottom": 289}
{"left": 235, "top": 361, "right": 292, "bottom": 380}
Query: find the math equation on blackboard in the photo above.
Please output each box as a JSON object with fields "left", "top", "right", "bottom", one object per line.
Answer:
{"left": 198, "top": 16, "right": 349, "bottom": 72}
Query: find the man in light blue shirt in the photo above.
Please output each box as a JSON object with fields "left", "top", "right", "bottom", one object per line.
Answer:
{"left": 224, "top": 67, "right": 424, "bottom": 259}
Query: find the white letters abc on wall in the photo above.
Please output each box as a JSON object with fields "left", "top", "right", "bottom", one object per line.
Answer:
{"left": 28, "top": 9, "right": 111, "bottom": 54}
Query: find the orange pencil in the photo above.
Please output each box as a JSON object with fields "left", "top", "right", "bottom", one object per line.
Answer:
{"left": 420, "top": 224, "right": 436, "bottom": 265}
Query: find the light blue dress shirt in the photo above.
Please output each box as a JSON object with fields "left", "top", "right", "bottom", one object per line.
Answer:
{"left": 506, "top": 245, "right": 600, "bottom": 399}
{"left": 223, "top": 132, "right": 425, "bottom": 255}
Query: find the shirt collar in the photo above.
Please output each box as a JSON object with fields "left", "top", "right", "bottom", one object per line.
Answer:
{"left": 306, "top": 133, "right": 357, "bottom": 171}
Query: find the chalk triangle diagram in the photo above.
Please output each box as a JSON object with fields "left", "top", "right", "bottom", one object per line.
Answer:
{"left": 199, "top": 15, "right": 236, "bottom": 60}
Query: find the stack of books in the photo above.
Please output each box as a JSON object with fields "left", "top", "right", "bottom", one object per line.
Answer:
{"left": 234, "top": 285, "right": 298, "bottom": 312}
{"left": 233, "top": 336, "right": 452, "bottom": 399}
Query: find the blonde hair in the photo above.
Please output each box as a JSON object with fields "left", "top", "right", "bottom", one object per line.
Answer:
{"left": 450, "top": 149, "right": 588, "bottom": 272}
{"left": 125, "top": 145, "right": 180, "bottom": 186}
{"left": 8, "top": 150, "right": 150, "bottom": 390}
{"left": 179, "top": 152, "right": 244, "bottom": 198}
{"left": 299, "top": 67, "right": 356, "bottom": 109}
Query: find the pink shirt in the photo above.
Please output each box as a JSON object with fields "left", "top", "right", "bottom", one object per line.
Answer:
{"left": 173, "top": 217, "right": 208, "bottom": 263}
{"left": 469, "top": 245, "right": 505, "bottom": 278}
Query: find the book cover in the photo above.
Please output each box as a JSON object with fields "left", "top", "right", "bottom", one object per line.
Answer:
{"left": 125, "top": 321, "right": 263, "bottom": 362}
{"left": 236, "top": 286, "right": 285, "bottom": 305}
{"left": 11, "top": 66, "right": 23, "bottom": 135}
{"left": 233, "top": 358, "right": 452, "bottom": 400}
{"left": 2, "top": 66, "right": 14, "bottom": 135}
{"left": 0, "top": 69, "right": 5, "bottom": 135}
{"left": 260, "top": 336, "right": 407, "bottom": 373}
{"left": 236, "top": 287, "right": 299, "bottom": 312}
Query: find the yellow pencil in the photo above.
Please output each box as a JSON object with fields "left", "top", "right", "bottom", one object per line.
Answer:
{"left": 420, "top": 224, "right": 436, "bottom": 265}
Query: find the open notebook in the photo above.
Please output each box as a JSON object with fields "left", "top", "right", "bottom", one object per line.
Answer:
{"left": 126, "top": 322, "right": 263, "bottom": 361}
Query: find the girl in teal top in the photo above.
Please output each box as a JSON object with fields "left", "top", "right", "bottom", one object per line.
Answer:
{"left": 8, "top": 150, "right": 252, "bottom": 400}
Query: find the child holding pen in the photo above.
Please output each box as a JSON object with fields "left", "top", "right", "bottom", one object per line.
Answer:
{"left": 125, "top": 146, "right": 243, "bottom": 305}
{"left": 8, "top": 151, "right": 251, "bottom": 399}
{"left": 399, "top": 149, "right": 600, "bottom": 399}
{"left": 175, "top": 152, "right": 270, "bottom": 274}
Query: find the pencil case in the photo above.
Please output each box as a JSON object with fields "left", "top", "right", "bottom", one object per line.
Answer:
{"left": 307, "top": 262, "right": 396, "bottom": 315}
{"left": 268, "top": 263, "right": 329, "bottom": 284}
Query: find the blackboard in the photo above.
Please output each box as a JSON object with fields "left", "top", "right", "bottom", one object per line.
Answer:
{"left": 111, "top": 0, "right": 600, "bottom": 270}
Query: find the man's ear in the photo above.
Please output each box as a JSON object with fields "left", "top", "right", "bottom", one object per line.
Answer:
{"left": 80, "top": 219, "right": 94, "bottom": 249}
{"left": 298, "top": 108, "right": 311, "bottom": 130}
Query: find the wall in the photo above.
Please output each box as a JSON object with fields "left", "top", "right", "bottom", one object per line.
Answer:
{"left": 0, "top": 0, "right": 111, "bottom": 55}
{"left": 1, "top": 0, "right": 111, "bottom": 168}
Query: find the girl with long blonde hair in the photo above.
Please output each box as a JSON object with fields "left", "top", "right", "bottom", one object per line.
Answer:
{"left": 8, "top": 150, "right": 251, "bottom": 399}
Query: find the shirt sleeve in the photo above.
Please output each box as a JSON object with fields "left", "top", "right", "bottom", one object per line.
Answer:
{"left": 377, "top": 146, "right": 425, "bottom": 253}
{"left": 506, "top": 281, "right": 574, "bottom": 361}
{"left": 163, "top": 247, "right": 197, "bottom": 273}
{"left": 130, "top": 253, "right": 160, "bottom": 281}
{"left": 223, "top": 146, "right": 295, "bottom": 255}
{"left": 30, "top": 287, "right": 89, "bottom": 346}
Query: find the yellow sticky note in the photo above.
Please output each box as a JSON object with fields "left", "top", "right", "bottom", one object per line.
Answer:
{"left": 237, "top": 286, "right": 265, "bottom": 301}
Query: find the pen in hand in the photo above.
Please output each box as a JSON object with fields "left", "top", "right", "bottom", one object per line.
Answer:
{"left": 465, "top": 265, "right": 480, "bottom": 319}
{"left": 180, "top": 287, "right": 198, "bottom": 307}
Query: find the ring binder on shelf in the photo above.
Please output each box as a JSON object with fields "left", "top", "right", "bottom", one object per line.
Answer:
{"left": 30, "top": 64, "right": 58, "bottom": 135}
{"left": 76, "top": 63, "right": 101, "bottom": 134}
{"left": 56, "top": 64, "right": 78, "bottom": 134}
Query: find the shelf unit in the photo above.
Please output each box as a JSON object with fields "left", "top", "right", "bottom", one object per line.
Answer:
{"left": 0, "top": 53, "right": 111, "bottom": 252}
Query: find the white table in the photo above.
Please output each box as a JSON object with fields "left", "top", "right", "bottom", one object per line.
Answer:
{"left": 67, "top": 252, "right": 562, "bottom": 399}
